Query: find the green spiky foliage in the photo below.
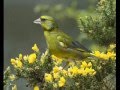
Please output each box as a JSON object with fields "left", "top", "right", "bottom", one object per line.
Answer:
{"left": 77, "top": 0, "right": 116, "bottom": 46}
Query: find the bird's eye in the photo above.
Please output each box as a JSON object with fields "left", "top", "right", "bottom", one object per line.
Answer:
{"left": 41, "top": 18, "right": 46, "bottom": 22}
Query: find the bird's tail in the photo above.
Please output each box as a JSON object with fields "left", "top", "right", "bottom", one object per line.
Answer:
{"left": 88, "top": 53, "right": 100, "bottom": 60}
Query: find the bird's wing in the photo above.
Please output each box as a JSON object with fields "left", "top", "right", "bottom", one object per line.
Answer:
{"left": 56, "top": 31, "right": 91, "bottom": 53}
{"left": 69, "top": 41, "right": 91, "bottom": 52}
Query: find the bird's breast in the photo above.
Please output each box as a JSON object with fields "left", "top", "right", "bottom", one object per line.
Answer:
{"left": 44, "top": 31, "right": 59, "bottom": 52}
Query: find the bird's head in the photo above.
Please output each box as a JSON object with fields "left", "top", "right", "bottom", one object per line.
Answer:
{"left": 34, "top": 15, "right": 58, "bottom": 31}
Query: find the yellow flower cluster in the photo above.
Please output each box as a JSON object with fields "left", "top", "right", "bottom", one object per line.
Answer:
{"left": 11, "top": 54, "right": 23, "bottom": 68}
{"left": 53, "top": 66, "right": 63, "bottom": 73}
{"left": 10, "top": 44, "right": 40, "bottom": 68}
{"left": 8, "top": 42, "right": 116, "bottom": 89}
{"left": 52, "top": 66, "right": 64, "bottom": 79}
{"left": 68, "top": 61, "right": 96, "bottom": 77}
{"left": 11, "top": 53, "right": 37, "bottom": 68}
{"left": 81, "top": 61, "right": 92, "bottom": 68}
{"left": 44, "top": 61, "right": 96, "bottom": 88}
{"left": 51, "top": 55, "right": 63, "bottom": 65}
{"left": 44, "top": 66, "right": 66, "bottom": 88}
{"left": 78, "top": 67, "right": 96, "bottom": 76}
{"left": 93, "top": 51, "right": 116, "bottom": 60}
{"left": 92, "top": 43, "right": 116, "bottom": 60}
{"left": 68, "top": 66, "right": 79, "bottom": 77}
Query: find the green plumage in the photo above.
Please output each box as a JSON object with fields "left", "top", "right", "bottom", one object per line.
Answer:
{"left": 34, "top": 15, "right": 91, "bottom": 60}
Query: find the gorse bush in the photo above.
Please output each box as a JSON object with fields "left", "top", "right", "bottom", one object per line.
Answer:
{"left": 78, "top": 0, "right": 116, "bottom": 46}
{"left": 4, "top": 43, "right": 116, "bottom": 90}
{"left": 4, "top": 0, "right": 116, "bottom": 90}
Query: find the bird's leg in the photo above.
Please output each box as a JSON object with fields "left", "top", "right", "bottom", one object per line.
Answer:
{"left": 62, "top": 59, "right": 75, "bottom": 69}
{"left": 62, "top": 61, "right": 69, "bottom": 69}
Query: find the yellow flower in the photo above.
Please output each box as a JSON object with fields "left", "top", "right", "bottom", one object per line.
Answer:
{"left": 19, "top": 53, "right": 22, "bottom": 60}
{"left": 100, "top": 53, "right": 109, "bottom": 60}
{"left": 93, "top": 51, "right": 116, "bottom": 60}
{"left": 88, "top": 62, "right": 92, "bottom": 67}
{"left": 85, "top": 68, "right": 91, "bottom": 73}
{"left": 53, "top": 66, "right": 60, "bottom": 73}
{"left": 28, "top": 53, "right": 37, "bottom": 64}
{"left": 10, "top": 54, "right": 23, "bottom": 68}
{"left": 53, "top": 73, "right": 60, "bottom": 79}
{"left": 51, "top": 54, "right": 57, "bottom": 59}
{"left": 81, "top": 61, "right": 88, "bottom": 68}
{"left": 34, "top": 85, "right": 39, "bottom": 90}
{"left": 79, "top": 67, "right": 96, "bottom": 76}
{"left": 93, "top": 51, "right": 101, "bottom": 57}
{"left": 78, "top": 68, "right": 84, "bottom": 75}
{"left": 32, "top": 44, "right": 39, "bottom": 52}
{"left": 81, "top": 70, "right": 87, "bottom": 76}
{"left": 107, "top": 51, "right": 116, "bottom": 59}
{"left": 81, "top": 61, "right": 93, "bottom": 69}
{"left": 12, "top": 85, "right": 17, "bottom": 90}
{"left": 82, "top": 61, "right": 88, "bottom": 67}
{"left": 51, "top": 55, "right": 63, "bottom": 65}
{"left": 68, "top": 67, "right": 73, "bottom": 77}
{"left": 107, "top": 52, "right": 116, "bottom": 60}
{"left": 86, "top": 68, "right": 96, "bottom": 76}
{"left": 23, "top": 55, "right": 29, "bottom": 61}
{"left": 68, "top": 66, "right": 79, "bottom": 77}
{"left": 71, "top": 66, "right": 79, "bottom": 75}
{"left": 11, "top": 59, "right": 23, "bottom": 68}
{"left": 44, "top": 73, "right": 53, "bottom": 82}
{"left": 16, "top": 60, "right": 23, "bottom": 68}
{"left": 11, "top": 59, "right": 16, "bottom": 66}
{"left": 58, "top": 77, "right": 66, "bottom": 87}
{"left": 9, "top": 74, "right": 16, "bottom": 81}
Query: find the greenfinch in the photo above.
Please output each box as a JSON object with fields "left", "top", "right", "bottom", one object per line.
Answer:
{"left": 34, "top": 15, "right": 92, "bottom": 60}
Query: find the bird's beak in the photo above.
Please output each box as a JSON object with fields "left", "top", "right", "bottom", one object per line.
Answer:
{"left": 33, "top": 18, "right": 41, "bottom": 24}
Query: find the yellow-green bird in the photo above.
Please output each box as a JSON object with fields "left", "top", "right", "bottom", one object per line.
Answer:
{"left": 34, "top": 15, "right": 92, "bottom": 60}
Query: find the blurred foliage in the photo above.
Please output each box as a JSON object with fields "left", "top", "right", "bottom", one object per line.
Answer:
{"left": 34, "top": 0, "right": 78, "bottom": 19}
{"left": 34, "top": 0, "right": 97, "bottom": 20}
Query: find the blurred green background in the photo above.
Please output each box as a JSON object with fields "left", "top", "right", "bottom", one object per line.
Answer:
{"left": 4, "top": 0, "right": 96, "bottom": 89}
